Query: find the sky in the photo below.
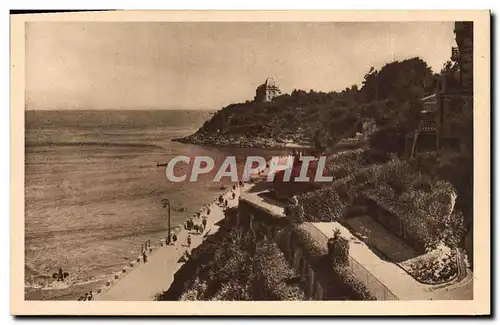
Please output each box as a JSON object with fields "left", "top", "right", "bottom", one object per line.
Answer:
{"left": 26, "top": 22, "right": 456, "bottom": 110}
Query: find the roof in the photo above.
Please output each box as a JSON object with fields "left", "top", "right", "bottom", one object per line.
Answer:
{"left": 239, "top": 190, "right": 286, "bottom": 218}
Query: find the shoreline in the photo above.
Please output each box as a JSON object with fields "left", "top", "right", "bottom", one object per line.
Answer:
{"left": 172, "top": 135, "right": 313, "bottom": 150}
{"left": 91, "top": 183, "right": 250, "bottom": 301}
{"left": 24, "top": 185, "right": 244, "bottom": 301}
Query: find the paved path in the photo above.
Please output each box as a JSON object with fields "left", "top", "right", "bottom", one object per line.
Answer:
{"left": 310, "top": 222, "right": 473, "bottom": 300}
{"left": 96, "top": 186, "right": 245, "bottom": 301}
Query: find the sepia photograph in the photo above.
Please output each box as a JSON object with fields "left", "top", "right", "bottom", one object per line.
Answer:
{"left": 10, "top": 10, "right": 490, "bottom": 315}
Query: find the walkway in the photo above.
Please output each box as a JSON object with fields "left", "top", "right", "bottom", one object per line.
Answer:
{"left": 95, "top": 186, "right": 245, "bottom": 301}
{"left": 344, "top": 216, "right": 419, "bottom": 262}
{"left": 310, "top": 222, "right": 473, "bottom": 300}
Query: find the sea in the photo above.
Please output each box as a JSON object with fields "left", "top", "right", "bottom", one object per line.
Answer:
{"left": 24, "top": 110, "right": 286, "bottom": 300}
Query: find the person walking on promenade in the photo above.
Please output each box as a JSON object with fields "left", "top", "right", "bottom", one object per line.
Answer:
{"left": 232, "top": 192, "right": 236, "bottom": 200}
{"left": 202, "top": 217, "right": 207, "bottom": 229}
{"left": 88, "top": 291, "right": 93, "bottom": 301}
{"left": 142, "top": 250, "right": 148, "bottom": 263}
{"left": 187, "top": 234, "right": 192, "bottom": 248}
{"left": 172, "top": 233, "right": 177, "bottom": 245}
{"left": 224, "top": 199, "right": 228, "bottom": 207}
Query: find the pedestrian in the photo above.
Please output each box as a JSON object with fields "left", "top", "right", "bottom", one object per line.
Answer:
{"left": 207, "top": 207, "right": 211, "bottom": 215}
{"left": 172, "top": 233, "right": 177, "bottom": 245}
{"left": 142, "top": 250, "right": 148, "bottom": 263}
{"left": 232, "top": 192, "right": 236, "bottom": 200}
{"left": 187, "top": 234, "right": 191, "bottom": 248}
{"left": 202, "top": 217, "right": 207, "bottom": 229}
{"left": 88, "top": 291, "right": 93, "bottom": 301}
{"left": 224, "top": 199, "right": 228, "bottom": 207}
{"left": 233, "top": 184, "right": 236, "bottom": 190}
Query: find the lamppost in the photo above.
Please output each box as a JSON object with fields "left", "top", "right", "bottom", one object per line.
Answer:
{"left": 161, "top": 198, "right": 171, "bottom": 245}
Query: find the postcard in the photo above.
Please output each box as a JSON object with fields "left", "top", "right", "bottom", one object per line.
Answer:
{"left": 10, "top": 10, "right": 490, "bottom": 316}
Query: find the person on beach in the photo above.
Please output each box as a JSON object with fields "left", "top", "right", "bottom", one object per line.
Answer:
{"left": 187, "top": 235, "right": 191, "bottom": 248}
{"left": 142, "top": 251, "right": 148, "bottom": 263}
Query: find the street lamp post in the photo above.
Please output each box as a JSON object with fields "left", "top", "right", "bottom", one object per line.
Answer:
{"left": 161, "top": 198, "right": 171, "bottom": 245}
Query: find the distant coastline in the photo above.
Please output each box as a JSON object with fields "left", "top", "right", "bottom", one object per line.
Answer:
{"left": 172, "top": 134, "right": 313, "bottom": 150}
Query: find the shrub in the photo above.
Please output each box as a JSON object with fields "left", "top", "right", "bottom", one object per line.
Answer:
{"left": 327, "top": 229, "right": 349, "bottom": 266}
{"left": 330, "top": 266, "right": 376, "bottom": 300}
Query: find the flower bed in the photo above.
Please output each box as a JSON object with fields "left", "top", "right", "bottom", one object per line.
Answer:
{"left": 399, "top": 244, "right": 458, "bottom": 285}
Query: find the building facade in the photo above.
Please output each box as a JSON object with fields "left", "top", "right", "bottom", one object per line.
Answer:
{"left": 407, "top": 21, "right": 474, "bottom": 157}
{"left": 254, "top": 77, "right": 282, "bottom": 103}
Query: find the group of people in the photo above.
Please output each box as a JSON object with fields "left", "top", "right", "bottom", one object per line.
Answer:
{"left": 78, "top": 291, "right": 93, "bottom": 301}
{"left": 53, "top": 268, "right": 69, "bottom": 282}
{"left": 78, "top": 182, "right": 246, "bottom": 302}
{"left": 184, "top": 217, "right": 206, "bottom": 235}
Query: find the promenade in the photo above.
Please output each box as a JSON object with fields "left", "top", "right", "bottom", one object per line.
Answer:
{"left": 310, "top": 222, "right": 473, "bottom": 300}
{"left": 95, "top": 186, "right": 244, "bottom": 301}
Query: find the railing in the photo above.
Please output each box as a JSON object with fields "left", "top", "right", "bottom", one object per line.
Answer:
{"left": 418, "top": 120, "right": 437, "bottom": 132}
{"left": 303, "top": 223, "right": 398, "bottom": 300}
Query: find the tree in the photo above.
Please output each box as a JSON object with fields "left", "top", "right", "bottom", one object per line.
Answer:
{"left": 313, "top": 129, "right": 326, "bottom": 152}
{"left": 360, "top": 58, "right": 434, "bottom": 102}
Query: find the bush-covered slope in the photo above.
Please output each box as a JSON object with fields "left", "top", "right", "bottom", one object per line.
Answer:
{"left": 175, "top": 57, "right": 436, "bottom": 149}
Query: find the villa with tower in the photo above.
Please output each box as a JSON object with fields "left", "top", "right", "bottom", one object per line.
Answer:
{"left": 254, "top": 78, "right": 282, "bottom": 103}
